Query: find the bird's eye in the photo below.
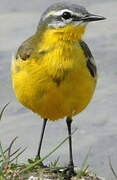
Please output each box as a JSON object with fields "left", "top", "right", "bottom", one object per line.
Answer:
{"left": 62, "top": 12, "right": 72, "bottom": 20}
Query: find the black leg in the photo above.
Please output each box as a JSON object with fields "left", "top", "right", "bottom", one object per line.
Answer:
{"left": 66, "top": 117, "right": 75, "bottom": 177}
{"left": 37, "top": 118, "right": 47, "bottom": 166}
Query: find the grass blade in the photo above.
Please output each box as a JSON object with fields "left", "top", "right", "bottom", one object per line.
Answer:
{"left": 19, "top": 129, "right": 77, "bottom": 174}
{"left": 0, "top": 140, "right": 6, "bottom": 162}
{"left": 109, "top": 157, "right": 117, "bottom": 179}
{"left": 7, "top": 137, "right": 18, "bottom": 159}
{"left": 81, "top": 147, "right": 91, "bottom": 171}
{"left": 10, "top": 147, "right": 22, "bottom": 158}
{"left": 10, "top": 148, "right": 27, "bottom": 163}
{"left": 0, "top": 103, "right": 9, "bottom": 121}
{"left": 0, "top": 148, "right": 9, "bottom": 159}
{"left": 77, "top": 148, "right": 91, "bottom": 178}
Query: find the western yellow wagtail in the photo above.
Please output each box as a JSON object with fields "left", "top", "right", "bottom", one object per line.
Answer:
{"left": 11, "top": 2, "right": 105, "bottom": 176}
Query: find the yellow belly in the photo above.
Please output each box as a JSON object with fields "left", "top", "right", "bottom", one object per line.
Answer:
{"left": 12, "top": 44, "right": 97, "bottom": 121}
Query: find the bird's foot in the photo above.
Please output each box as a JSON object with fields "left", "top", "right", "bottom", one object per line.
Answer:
{"left": 38, "top": 161, "right": 48, "bottom": 168}
{"left": 64, "top": 165, "right": 76, "bottom": 179}
{"left": 34, "top": 156, "right": 48, "bottom": 168}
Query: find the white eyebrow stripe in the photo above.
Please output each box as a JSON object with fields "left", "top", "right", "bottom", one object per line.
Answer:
{"left": 43, "top": 9, "right": 85, "bottom": 22}
{"left": 44, "top": 9, "right": 73, "bottom": 19}
{"left": 44, "top": 9, "right": 82, "bottom": 19}
{"left": 51, "top": 9, "right": 73, "bottom": 16}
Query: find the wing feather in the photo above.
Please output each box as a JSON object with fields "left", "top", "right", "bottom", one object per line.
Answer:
{"left": 79, "top": 40, "right": 97, "bottom": 77}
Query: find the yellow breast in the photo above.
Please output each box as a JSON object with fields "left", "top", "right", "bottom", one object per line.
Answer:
{"left": 12, "top": 25, "right": 97, "bottom": 120}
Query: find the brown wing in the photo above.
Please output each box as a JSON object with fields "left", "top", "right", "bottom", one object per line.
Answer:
{"left": 16, "top": 36, "right": 35, "bottom": 61}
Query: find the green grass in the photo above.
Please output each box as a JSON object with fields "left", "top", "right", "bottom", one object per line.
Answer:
{"left": 0, "top": 133, "right": 78, "bottom": 180}
{"left": 0, "top": 104, "right": 107, "bottom": 180}
{"left": 109, "top": 157, "right": 117, "bottom": 179}
{"left": 0, "top": 104, "right": 78, "bottom": 179}
{"left": 76, "top": 148, "right": 91, "bottom": 178}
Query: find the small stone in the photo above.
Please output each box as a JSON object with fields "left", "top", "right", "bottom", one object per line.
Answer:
{"left": 28, "top": 176, "right": 38, "bottom": 180}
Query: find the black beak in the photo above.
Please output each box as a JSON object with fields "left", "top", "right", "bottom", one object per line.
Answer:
{"left": 82, "top": 13, "right": 106, "bottom": 22}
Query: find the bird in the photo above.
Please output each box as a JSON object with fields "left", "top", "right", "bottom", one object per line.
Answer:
{"left": 11, "top": 2, "right": 105, "bottom": 177}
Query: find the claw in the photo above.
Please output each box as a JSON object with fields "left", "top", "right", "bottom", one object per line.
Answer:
{"left": 64, "top": 166, "right": 76, "bottom": 179}
{"left": 39, "top": 161, "right": 48, "bottom": 168}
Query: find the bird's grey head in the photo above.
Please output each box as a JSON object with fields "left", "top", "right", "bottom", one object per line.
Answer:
{"left": 38, "top": 2, "right": 105, "bottom": 29}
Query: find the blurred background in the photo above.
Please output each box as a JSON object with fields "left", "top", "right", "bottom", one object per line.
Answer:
{"left": 0, "top": 0, "right": 117, "bottom": 179}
